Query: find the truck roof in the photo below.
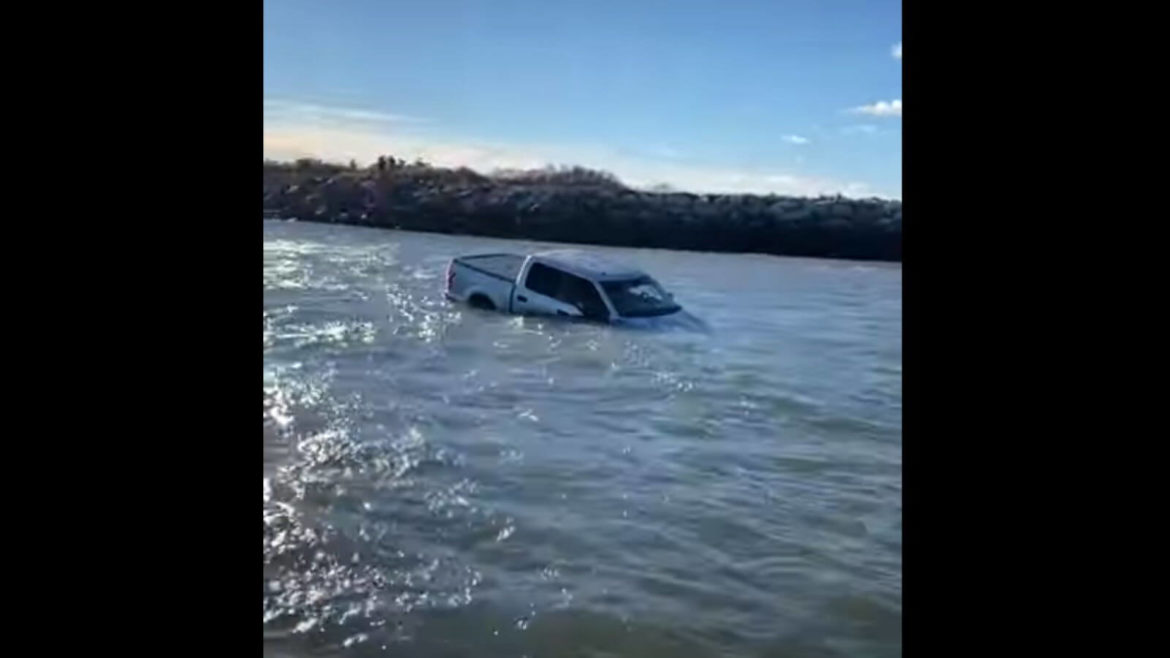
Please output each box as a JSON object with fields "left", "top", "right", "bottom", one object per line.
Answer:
{"left": 535, "top": 249, "right": 645, "bottom": 281}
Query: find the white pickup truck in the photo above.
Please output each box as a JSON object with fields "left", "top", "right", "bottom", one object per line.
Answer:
{"left": 444, "top": 249, "right": 682, "bottom": 322}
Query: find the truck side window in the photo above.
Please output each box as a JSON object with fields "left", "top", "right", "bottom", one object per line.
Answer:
{"left": 559, "top": 275, "right": 609, "bottom": 320}
{"left": 525, "top": 263, "right": 608, "bottom": 320}
{"left": 525, "top": 263, "right": 562, "bottom": 297}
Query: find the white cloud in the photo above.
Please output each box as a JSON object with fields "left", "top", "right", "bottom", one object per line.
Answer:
{"left": 264, "top": 100, "right": 893, "bottom": 198}
{"left": 644, "top": 145, "right": 684, "bottom": 159}
{"left": 264, "top": 99, "right": 431, "bottom": 125}
{"left": 850, "top": 99, "right": 902, "bottom": 118}
{"left": 783, "top": 135, "right": 810, "bottom": 145}
{"left": 892, "top": 42, "right": 902, "bottom": 59}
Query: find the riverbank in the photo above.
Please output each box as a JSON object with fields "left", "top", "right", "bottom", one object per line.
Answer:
{"left": 263, "top": 159, "right": 901, "bottom": 262}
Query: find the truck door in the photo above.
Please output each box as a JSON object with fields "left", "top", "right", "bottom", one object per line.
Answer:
{"left": 512, "top": 262, "right": 584, "bottom": 318}
{"left": 514, "top": 262, "right": 610, "bottom": 321}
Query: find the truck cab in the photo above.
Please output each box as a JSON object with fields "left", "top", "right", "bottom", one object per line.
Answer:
{"left": 446, "top": 249, "right": 681, "bottom": 323}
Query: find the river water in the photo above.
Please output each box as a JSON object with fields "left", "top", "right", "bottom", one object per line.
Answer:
{"left": 263, "top": 220, "right": 902, "bottom": 657}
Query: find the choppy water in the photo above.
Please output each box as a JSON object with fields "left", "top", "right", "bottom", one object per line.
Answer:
{"left": 263, "top": 221, "right": 902, "bottom": 658}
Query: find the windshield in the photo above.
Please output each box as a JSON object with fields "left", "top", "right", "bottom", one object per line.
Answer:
{"left": 600, "top": 276, "right": 680, "bottom": 317}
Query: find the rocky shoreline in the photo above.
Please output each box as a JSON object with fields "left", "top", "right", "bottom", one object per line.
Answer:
{"left": 263, "top": 159, "right": 902, "bottom": 262}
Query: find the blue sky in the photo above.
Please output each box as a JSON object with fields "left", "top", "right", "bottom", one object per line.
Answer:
{"left": 264, "top": 0, "right": 901, "bottom": 198}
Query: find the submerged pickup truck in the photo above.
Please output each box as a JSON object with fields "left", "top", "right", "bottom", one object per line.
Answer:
{"left": 445, "top": 249, "right": 682, "bottom": 322}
